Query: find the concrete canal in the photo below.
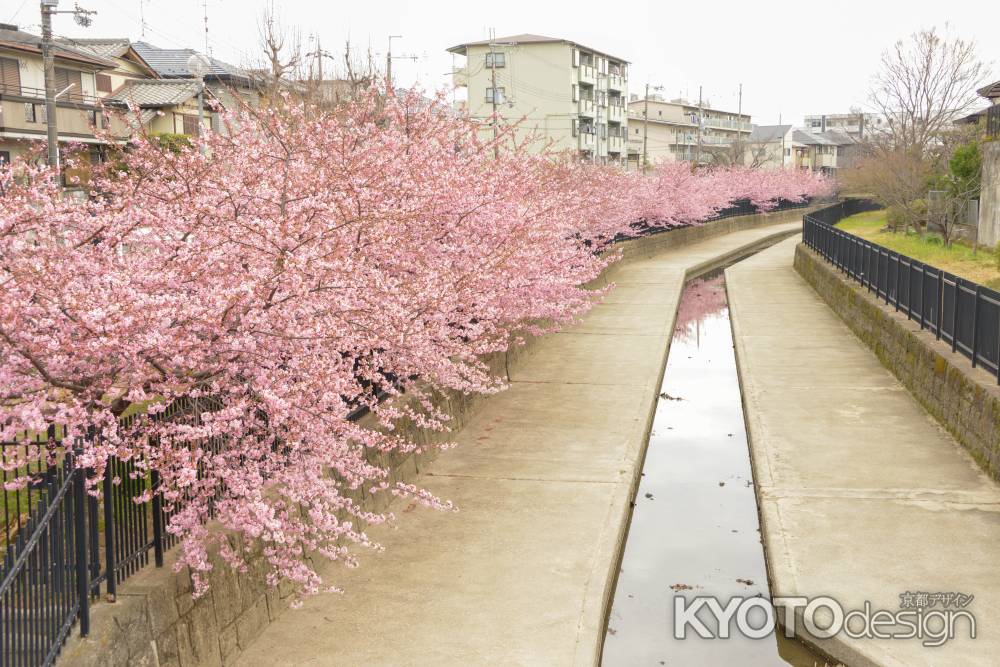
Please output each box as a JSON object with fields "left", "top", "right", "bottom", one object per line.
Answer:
{"left": 602, "top": 260, "right": 836, "bottom": 666}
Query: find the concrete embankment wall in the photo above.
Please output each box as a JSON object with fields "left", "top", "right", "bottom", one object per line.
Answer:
{"left": 795, "top": 243, "right": 1000, "bottom": 481}
{"left": 61, "top": 205, "right": 816, "bottom": 667}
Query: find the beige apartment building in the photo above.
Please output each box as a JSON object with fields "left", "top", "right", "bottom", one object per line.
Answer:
{"left": 448, "top": 34, "right": 629, "bottom": 164}
{"left": 626, "top": 95, "right": 751, "bottom": 168}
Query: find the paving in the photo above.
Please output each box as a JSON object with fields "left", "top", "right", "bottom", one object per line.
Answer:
{"left": 727, "top": 236, "right": 1000, "bottom": 667}
{"left": 234, "top": 221, "right": 804, "bottom": 667}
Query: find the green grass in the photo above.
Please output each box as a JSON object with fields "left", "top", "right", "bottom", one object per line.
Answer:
{"left": 836, "top": 210, "right": 1000, "bottom": 290}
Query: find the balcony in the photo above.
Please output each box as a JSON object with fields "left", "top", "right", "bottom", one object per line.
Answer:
{"left": 607, "top": 73, "right": 627, "bottom": 92}
{"left": 608, "top": 135, "right": 625, "bottom": 153}
{"left": 0, "top": 98, "right": 129, "bottom": 143}
{"left": 578, "top": 64, "right": 596, "bottom": 85}
{"left": 578, "top": 131, "right": 595, "bottom": 150}
{"left": 578, "top": 98, "right": 595, "bottom": 117}
{"left": 607, "top": 104, "right": 625, "bottom": 123}
{"left": 0, "top": 81, "right": 105, "bottom": 107}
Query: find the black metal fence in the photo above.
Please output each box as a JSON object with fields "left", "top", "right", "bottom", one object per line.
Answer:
{"left": 619, "top": 197, "right": 814, "bottom": 241}
{"left": 0, "top": 399, "right": 219, "bottom": 666}
{"left": 803, "top": 200, "right": 1000, "bottom": 383}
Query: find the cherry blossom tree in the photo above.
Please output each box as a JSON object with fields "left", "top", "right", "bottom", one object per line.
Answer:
{"left": 0, "top": 85, "right": 830, "bottom": 601}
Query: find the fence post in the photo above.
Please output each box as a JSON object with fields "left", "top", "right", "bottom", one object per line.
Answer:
{"left": 72, "top": 447, "right": 90, "bottom": 637}
{"left": 952, "top": 278, "right": 960, "bottom": 354}
{"left": 151, "top": 468, "right": 164, "bottom": 568}
{"left": 971, "top": 285, "right": 981, "bottom": 368}
{"left": 103, "top": 458, "right": 117, "bottom": 602}
{"left": 936, "top": 269, "right": 943, "bottom": 340}
{"left": 893, "top": 255, "right": 900, "bottom": 311}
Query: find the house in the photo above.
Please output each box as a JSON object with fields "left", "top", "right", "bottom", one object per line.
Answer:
{"left": 745, "top": 124, "right": 794, "bottom": 169}
{"left": 625, "top": 95, "right": 751, "bottom": 168}
{"left": 108, "top": 79, "right": 208, "bottom": 136}
{"left": 54, "top": 37, "right": 158, "bottom": 96}
{"left": 133, "top": 41, "right": 264, "bottom": 115}
{"left": 448, "top": 34, "right": 630, "bottom": 164}
{"left": 0, "top": 23, "right": 130, "bottom": 167}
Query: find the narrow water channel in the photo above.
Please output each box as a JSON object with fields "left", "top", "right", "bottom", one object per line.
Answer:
{"left": 602, "top": 260, "right": 835, "bottom": 666}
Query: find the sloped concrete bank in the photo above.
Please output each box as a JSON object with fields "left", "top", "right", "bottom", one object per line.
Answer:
{"left": 794, "top": 242, "right": 1000, "bottom": 480}
{"left": 61, "top": 206, "right": 815, "bottom": 667}
{"left": 729, "top": 237, "right": 1000, "bottom": 667}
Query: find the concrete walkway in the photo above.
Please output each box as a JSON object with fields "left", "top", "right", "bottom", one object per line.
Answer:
{"left": 728, "top": 237, "right": 1000, "bottom": 667}
{"left": 234, "top": 221, "right": 803, "bottom": 667}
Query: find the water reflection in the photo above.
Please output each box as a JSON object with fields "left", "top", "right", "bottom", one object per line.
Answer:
{"left": 603, "top": 269, "right": 835, "bottom": 667}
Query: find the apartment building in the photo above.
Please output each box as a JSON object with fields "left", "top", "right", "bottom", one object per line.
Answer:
{"left": 803, "top": 112, "right": 884, "bottom": 139}
{"left": 0, "top": 23, "right": 130, "bottom": 167}
{"left": 448, "top": 34, "right": 629, "bottom": 164}
{"left": 625, "top": 95, "right": 751, "bottom": 168}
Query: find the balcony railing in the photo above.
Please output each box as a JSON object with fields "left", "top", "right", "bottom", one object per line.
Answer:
{"left": 0, "top": 82, "right": 109, "bottom": 108}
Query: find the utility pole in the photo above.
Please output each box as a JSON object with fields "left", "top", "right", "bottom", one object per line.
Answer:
{"left": 41, "top": 0, "right": 59, "bottom": 170}
{"left": 736, "top": 82, "right": 743, "bottom": 165}
{"left": 695, "top": 85, "right": 703, "bottom": 171}
{"left": 641, "top": 83, "right": 663, "bottom": 173}
{"left": 642, "top": 83, "right": 649, "bottom": 173}
{"left": 386, "top": 34, "right": 401, "bottom": 89}
{"left": 39, "top": 0, "right": 96, "bottom": 172}
{"left": 489, "top": 28, "right": 499, "bottom": 158}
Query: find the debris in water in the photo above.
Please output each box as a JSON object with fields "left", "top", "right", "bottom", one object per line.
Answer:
{"left": 659, "top": 392, "right": 684, "bottom": 401}
{"left": 718, "top": 481, "right": 725, "bottom": 487}
{"left": 607, "top": 627, "right": 617, "bottom": 636}
{"left": 737, "top": 578, "right": 754, "bottom": 586}
{"left": 644, "top": 492, "right": 654, "bottom": 500}
{"left": 669, "top": 583, "right": 693, "bottom": 591}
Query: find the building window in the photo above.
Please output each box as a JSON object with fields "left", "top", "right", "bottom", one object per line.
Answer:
{"left": 182, "top": 114, "right": 201, "bottom": 135}
{"left": 96, "top": 73, "right": 112, "bottom": 93}
{"left": 485, "top": 52, "right": 505, "bottom": 68}
{"left": 784, "top": 148, "right": 791, "bottom": 156}
{"left": 87, "top": 109, "right": 98, "bottom": 127}
{"left": 486, "top": 87, "right": 506, "bottom": 104}
{"left": 0, "top": 150, "right": 10, "bottom": 165}
{"left": 0, "top": 56, "right": 21, "bottom": 93}
{"left": 54, "top": 67, "right": 82, "bottom": 97}
{"left": 24, "top": 103, "right": 36, "bottom": 123}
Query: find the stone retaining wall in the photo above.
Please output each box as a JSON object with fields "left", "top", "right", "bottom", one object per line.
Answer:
{"left": 795, "top": 243, "right": 1000, "bottom": 481}
{"left": 60, "top": 206, "right": 815, "bottom": 667}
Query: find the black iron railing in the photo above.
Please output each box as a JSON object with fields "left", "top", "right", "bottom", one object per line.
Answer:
{"left": 0, "top": 398, "right": 222, "bottom": 666}
{"left": 803, "top": 200, "right": 1000, "bottom": 383}
{"left": 619, "top": 197, "right": 814, "bottom": 241}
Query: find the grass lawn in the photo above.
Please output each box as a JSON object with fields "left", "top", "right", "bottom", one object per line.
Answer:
{"left": 836, "top": 210, "right": 1000, "bottom": 290}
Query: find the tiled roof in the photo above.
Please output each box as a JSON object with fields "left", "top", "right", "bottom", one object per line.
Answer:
{"left": 749, "top": 124, "right": 791, "bottom": 143}
{"left": 792, "top": 129, "right": 838, "bottom": 146}
{"left": 978, "top": 80, "right": 1000, "bottom": 99}
{"left": 55, "top": 37, "right": 132, "bottom": 59}
{"left": 132, "top": 41, "right": 247, "bottom": 81}
{"left": 109, "top": 79, "right": 201, "bottom": 107}
{"left": 0, "top": 26, "right": 116, "bottom": 68}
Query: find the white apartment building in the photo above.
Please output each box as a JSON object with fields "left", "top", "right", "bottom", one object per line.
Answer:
{"left": 626, "top": 95, "right": 751, "bottom": 168}
{"left": 803, "top": 112, "right": 885, "bottom": 139}
{"left": 448, "top": 34, "right": 629, "bottom": 164}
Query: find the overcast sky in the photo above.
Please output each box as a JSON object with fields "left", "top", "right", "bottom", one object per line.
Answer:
{"left": 13, "top": 0, "right": 997, "bottom": 126}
